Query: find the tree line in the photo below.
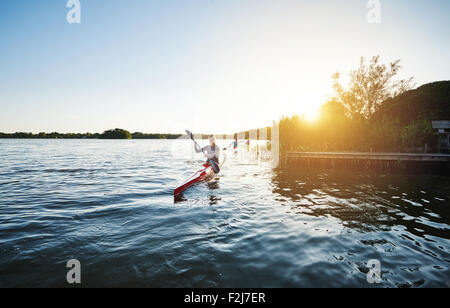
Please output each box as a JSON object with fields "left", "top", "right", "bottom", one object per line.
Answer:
{"left": 0, "top": 129, "right": 182, "bottom": 140}
{"left": 279, "top": 56, "right": 449, "bottom": 153}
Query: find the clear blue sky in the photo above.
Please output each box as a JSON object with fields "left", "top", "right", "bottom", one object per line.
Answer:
{"left": 1, "top": 0, "right": 449, "bottom": 134}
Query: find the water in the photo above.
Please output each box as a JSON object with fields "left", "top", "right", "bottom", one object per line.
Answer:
{"left": 0, "top": 139, "right": 449, "bottom": 287}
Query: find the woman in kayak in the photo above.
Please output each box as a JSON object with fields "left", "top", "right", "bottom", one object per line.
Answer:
{"left": 195, "top": 134, "right": 220, "bottom": 173}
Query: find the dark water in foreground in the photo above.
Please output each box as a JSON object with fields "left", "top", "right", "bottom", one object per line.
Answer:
{"left": 0, "top": 139, "right": 449, "bottom": 287}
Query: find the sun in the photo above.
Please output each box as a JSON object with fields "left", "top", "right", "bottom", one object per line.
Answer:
{"left": 294, "top": 91, "right": 324, "bottom": 123}
{"left": 303, "top": 105, "right": 320, "bottom": 122}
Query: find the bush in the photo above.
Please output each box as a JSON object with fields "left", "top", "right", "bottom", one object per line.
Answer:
{"left": 99, "top": 128, "right": 132, "bottom": 139}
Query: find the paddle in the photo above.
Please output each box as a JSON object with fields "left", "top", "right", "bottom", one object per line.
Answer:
{"left": 185, "top": 130, "right": 220, "bottom": 173}
{"left": 185, "top": 130, "right": 203, "bottom": 153}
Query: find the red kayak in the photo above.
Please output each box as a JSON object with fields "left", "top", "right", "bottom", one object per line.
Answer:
{"left": 174, "top": 164, "right": 215, "bottom": 198}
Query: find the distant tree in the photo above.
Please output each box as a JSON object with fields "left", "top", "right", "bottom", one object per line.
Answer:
{"left": 132, "top": 132, "right": 144, "bottom": 139}
{"left": 318, "top": 99, "right": 349, "bottom": 121}
{"left": 100, "top": 128, "right": 132, "bottom": 139}
{"left": 131, "top": 132, "right": 182, "bottom": 139}
{"left": 0, "top": 130, "right": 182, "bottom": 139}
{"left": 332, "top": 55, "right": 415, "bottom": 119}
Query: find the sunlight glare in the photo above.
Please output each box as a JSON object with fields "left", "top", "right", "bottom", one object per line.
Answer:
{"left": 304, "top": 107, "right": 320, "bottom": 122}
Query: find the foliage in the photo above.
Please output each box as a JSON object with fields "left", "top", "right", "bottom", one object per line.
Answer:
{"left": 0, "top": 132, "right": 100, "bottom": 139}
{"left": 332, "top": 55, "right": 415, "bottom": 119}
{"left": 371, "top": 81, "right": 450, "bottom": 124}
{"left": 278, "top": 81, "right": 449, "bottom": 153}
{"left": 0, "top": 130, "right": 181, "bottom": 139}
{"left": 132, "top": 132, "right": 181, "bottom": 139}
{"left": 99, "top": 128, "right": 132, "bottom": 139}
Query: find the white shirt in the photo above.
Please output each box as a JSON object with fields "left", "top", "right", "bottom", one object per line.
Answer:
{"left": 195, "top": 144, "right": 220, "bottom": 160}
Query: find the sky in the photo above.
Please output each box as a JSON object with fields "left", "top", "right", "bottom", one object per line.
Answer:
{"left": 0, "top": 0, "right": 449, "bottom": 134}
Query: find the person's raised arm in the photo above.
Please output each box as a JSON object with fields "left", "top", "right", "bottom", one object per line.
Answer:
{"left": 194, "top": 143, "right": 203, "bottom": 153}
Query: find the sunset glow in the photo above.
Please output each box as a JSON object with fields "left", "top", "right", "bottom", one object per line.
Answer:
{"left": 1, "top": 1, "right": 449, "bottom": 134}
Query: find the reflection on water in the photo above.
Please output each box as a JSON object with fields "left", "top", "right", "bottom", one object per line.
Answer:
{"left": 206, "top": 179, "right": 221, "bottom": 205}
{"left": 271, "top": 167, "right": 450, "bottom": 287}
{"left": 0, "top": 139, "right": 449, "bottom": 287}
{"left": 272, "top": 168, "right": 449, "bottom": 239}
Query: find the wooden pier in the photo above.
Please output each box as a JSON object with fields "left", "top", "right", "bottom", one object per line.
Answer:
{"left": 281, "top": 152, "right": 450, "bottom": 172}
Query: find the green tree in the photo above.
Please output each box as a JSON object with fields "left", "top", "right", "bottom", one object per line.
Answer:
{"left": 100, "top": 128, "right": 132, "bottom": 139}
{"left": 332, "top": 55, "right": 415, "bottom": 119}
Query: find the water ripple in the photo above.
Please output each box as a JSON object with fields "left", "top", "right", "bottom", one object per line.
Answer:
{"left": 0, "top": 139, "right": 449, "bottom": 287}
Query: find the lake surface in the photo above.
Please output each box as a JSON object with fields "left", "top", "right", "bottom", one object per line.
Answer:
{"left": 0, "top": 139, "right": 449, "bottom": 287}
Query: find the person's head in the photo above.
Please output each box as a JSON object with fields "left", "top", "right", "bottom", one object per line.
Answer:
{"left": 209, "top": 135, "right": 216, "bottom": 146}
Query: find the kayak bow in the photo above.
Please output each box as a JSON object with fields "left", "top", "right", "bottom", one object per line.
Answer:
{"left": 174, "top": 164, "right": 215, "bottom": 198}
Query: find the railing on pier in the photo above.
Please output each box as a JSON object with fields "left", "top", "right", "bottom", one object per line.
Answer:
{"left": 281, "top": 152, "right": 450, "bottom": 172}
